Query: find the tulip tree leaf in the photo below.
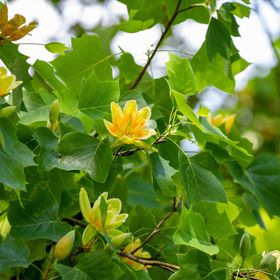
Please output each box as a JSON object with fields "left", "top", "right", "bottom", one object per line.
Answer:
{"left": 0, "top": 237, "right": 31, "bottom": 272}
{"left": 52, "top": 34, "right": 112, "bottom": 97}
{"left": 8, "top": 187, "right": 70, "bottom": 241}
{"left": 166, "top": 53, "right": 196, "bottom": 96}
{"left": 0, "top": 150, "right": 25, "bottom": 190}
{"left": 179, "top": 151, "right": 227, "bottom": 205}
{"left": 206, "top": 17, "right": 233, "bottom": 61}
{"left": 172, "top": 90, "right": 202, "bottom": 130}
{"left": 229, "top": 154, "right": 280, "bottom": 216}
{"left": 56, "top": 264, "right": 92, "bottom": 280}
{"left": 45, "top": 42, "right": 69, "bottom": 56}
{"left": 57, "top": 132, "right": 112, "bottom": 183}
{"left": 173, "top": 206, "right": 219, "bottom": 255}
{"left": 79, "top": 72, "right": 119, "bottom": 119}
{"left": 191, "top": 43, "right": 235, "bottom": 93}
{"left": 74, "top": 250, "right": 123, "bottom": 279}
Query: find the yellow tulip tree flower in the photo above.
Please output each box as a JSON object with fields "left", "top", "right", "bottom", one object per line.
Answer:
{"left": 104, "top": 100, "right": 156, "bottom": 145}
{"left": 79, "top": 188, "right": 128, "bottom": 245}
{"left": 0, "top": 67, "right": 22, "bottom": 96}
{"left": 122, "top": 239, "right": 151, "bottom": 270}
{"left": 88, "top": 192, "right": 128, "bottom": 234}
{"left": 0, "top": 3, "right": 37, "bottom": 42}
{"left": 207, "top": 114, "right": 236, "bottom": 133}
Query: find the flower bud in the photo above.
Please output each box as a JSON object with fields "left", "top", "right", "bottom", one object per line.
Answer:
{"left": 0, "top": 105, "right": 16, "bottom": 118}
{"left": 110, "top": 232, "right": 131, "bottom": 249}
{"left": 79, "top": 188, "right": 91, "bottom": 223}
{"left": 49, "top": 99, "right": 60, "bottom": 124}
{"left": 82, "top": 224, "right": 96, "bottom": 246}
{"left": 0, "top": 214, "right": 11, "bottom": 239}
{"left": 260, "top": 254, "right": 276, "bottom": 270}
{"left": 54, "top": 230, "right": 75, "bottom": 260}
{"left": 239, "top": 232, "right": 251, "bottom": 261}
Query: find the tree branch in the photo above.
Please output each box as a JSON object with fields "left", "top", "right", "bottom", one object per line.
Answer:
{"left": 118, "top": 251, "right": 180, "bottom": 272}
{"left": 131, "top": 197, "right": 178, "bottom": 254}
{"left": 62, "top": 217, "right": 86, "bottom": 228}
{"left": 128, "top": 2, "right": 206, "bottom": 90}
{"left": 114, "top": 136, "right": 166, "bottom": 157}
{"left": 129, "top": 0, "right": 183, "bottom": 89}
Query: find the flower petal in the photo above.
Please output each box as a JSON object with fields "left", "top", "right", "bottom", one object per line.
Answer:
{"left": 225, "top": 114, "right": 235, "bottom": 133}
{"left": 137, "top": 128, "right": 156, "bottom": 140}
{"left": 123, "top": 100, "right": 137, "bottom": 123}
{"left": 111, "top": 102, "right": 123, "bottom": 124}
{"left": 0, "top": 67, "right": 7, "bottom": 77}
{"left": 136, "top": 107, "right": 151, "bottom": 122}
{"left": 0, "top": 4, "right": 8, "bottom": 29}
{"left": 107, "top": 198, "right": 122, "bottom": 215}
{"left": 104, "top": 120, "right": 120, "bottom": 138}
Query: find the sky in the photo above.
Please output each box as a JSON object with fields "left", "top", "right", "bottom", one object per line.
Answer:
{"left": 7, "top": 0, "right": 280, "bottom": 90}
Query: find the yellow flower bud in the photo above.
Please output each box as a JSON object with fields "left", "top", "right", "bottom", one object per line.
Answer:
{"left": 49, "top": 99, "right": 60, "bottom": 124}
{"left": 79, "top": 188, "right": 91, "bottom": 223}
{"left": 54, "top": 230, "right": 75, "bottom": 260}
{"left": 0, "top": 213, "right": 11, "bottom": 239}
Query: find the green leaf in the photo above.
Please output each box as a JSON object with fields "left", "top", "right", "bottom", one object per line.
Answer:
{"left": 0, "top": 41, "right": 31, "bottom": 108}
{"left": 33, "top": 60, "right": 67, "bottom": 92}
{"left": 191, "top": 43, "right": 235, "bottom": 93}
{"left": 197, "top": 106, "right": 210, "bottom": 117}
{"left": 166, "top": 53, "right": 196, "bottom": 96}
{"left": 33, "top": 127, "right": 59, "bottom": 170}
{"left": 75, "top": 250, "right": 123, "bottom": 279}
{"left": 173, "top": 206, "right": 219, "bottom": 255}
{"left": 118, "top": 52, "right": 142, "bottom": 84}
{"left": 45, "top": 42, "right": 69, "bottom": 55}
{"left": 8, "top": 187, "right": 71, "bottom": 241}
{"left": 57, "top": 132, "right": 112, "bottom": 183}
{"left": 206, "top": 17, "right": 233, "bottom": 61}
{"left": 232, "top": 3, "right": 250, "bottom": 18}
{"left": 118, "top": 0, "right": 165, "bottom": 31}
{"left": 118, "top": 19, "right": 155, "bottom": 32}
{"left": 0, "top": 237, "right": 31, "bottom": 272}
{"left": 194, "top": 202, "right": 238, "bottom": 239}
{"left": 123, "top": 175, "right": 159, "bottom": 209}
{"left": 169, "top": 249, "right": 216, "bottom": 280}
{"left": 52, "top": 34, "right": 112, "bottom": 98}
{"left": 0, "top": 150, "right": 26, "bottom": 190}
{"left": 171, "top": 90, "right": 202, "bottom": 129}
{"left": 56, "top": 264, "right": 91, "bottom": 280}
{"left": 79, "top": 71, "right": 119, "bottom": 119}
{"left": 0, "top": 119, "right": 35, "bottom": 167}
{"left": 229, "top": 154, "right": 280, "bottom": 216}
{"left": 150, "top": 153, "right": 177, "bottom": 196}
{"left": 179, "top": 152, "right": 227, "bottom": 205}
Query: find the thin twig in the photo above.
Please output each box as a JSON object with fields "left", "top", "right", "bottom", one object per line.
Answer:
{"left": 129, "top": 0, "right": 183, "bottom": 89}
{"left": 131, "top": 197, "right": 178, "bottom": 254}
{"left": 114, "top": 136, "right": 167, "bottom": 157}
{"left": 62, "top": 217, "right": 86, "bottom": 228}
{"left": 129, "top": 2, "right": 205, "bottom": 89}
{"left": 118, "top": 251, "right": 180, "bottom": 272}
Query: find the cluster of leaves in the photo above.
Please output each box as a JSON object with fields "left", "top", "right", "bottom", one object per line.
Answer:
{"left": 0, "top": 0, "right": 280, "bottom": 279}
